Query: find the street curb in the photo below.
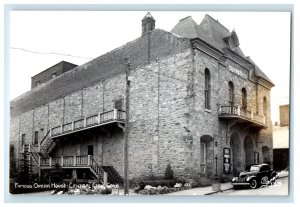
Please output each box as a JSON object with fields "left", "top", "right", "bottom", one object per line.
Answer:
{"left": 204, "top": 187, "right": 233, "bottom": 195}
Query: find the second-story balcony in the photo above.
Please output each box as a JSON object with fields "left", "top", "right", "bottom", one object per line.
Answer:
{"left": 50, "top": 109, "right": 125, "bottom": 138}
{"left": 219, "top": 105, "right": 266, "bottom": 128}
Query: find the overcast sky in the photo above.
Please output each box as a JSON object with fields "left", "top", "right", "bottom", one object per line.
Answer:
{"left": 9, "top": 11, "right": 290, "bottom": 124}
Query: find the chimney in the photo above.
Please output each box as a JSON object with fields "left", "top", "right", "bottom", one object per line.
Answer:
{"left": 142, "top": 12, "right": 155, "bottom": 35}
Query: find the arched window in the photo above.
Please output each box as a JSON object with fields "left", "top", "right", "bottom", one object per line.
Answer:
{"left": 241, "top": 88, "right": 247, "bottom": 110}
{"left": 263, "top": 97, "right": 267, "bottom": 116}
{"left": 228, "top": 81, "right": 234, "bottom": 106}
{"left": 204, "top": 68, "right": 211, "bottom": 110}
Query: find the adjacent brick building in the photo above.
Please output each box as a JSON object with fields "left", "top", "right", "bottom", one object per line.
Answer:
{"left": 10, "top": 13, "right": 274, "bottom": 184}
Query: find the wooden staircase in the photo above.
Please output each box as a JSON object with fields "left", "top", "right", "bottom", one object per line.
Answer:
{"left": 39, "top": 130, "right": 57, "bottom": 158}
{"left": 23, "top": 130, "right": 123, "bottom": 185}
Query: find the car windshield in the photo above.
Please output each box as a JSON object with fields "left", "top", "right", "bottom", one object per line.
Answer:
{"left": 250, "top": 166, "right": 260, "bottom": 172}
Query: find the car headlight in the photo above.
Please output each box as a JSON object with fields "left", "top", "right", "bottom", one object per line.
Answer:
{"left": 246, "top": 176, "right": 251, "bottom": 182}
{"left": 232, "top": 177, "right": 237, "bottom": 182}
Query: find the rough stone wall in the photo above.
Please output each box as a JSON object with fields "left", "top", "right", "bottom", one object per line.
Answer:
{"left": 33, "top": 105, "right": 49, "bottom": 142}
{"left": 103, "top": 131, "right": 124, "bottom": 177}
{"left": 10, "top": 116, "right": 20, "bottom": 162}
{"left": 49, "top": 99, "right": 64, "bottom": 128}
{"left": 128, "top": 49, "right": 192, "bottom": 180}
{"left": 82, "top": 82, "right": 103, "bottom": 116}
{"left": 256, "top": 84, "right": 273, "bottom": 166}
{"left": 11, "top": 29, "right": 190, "bottom": 117}
{"left": 187, "top": 49, "right": 273, "bottom": 179}
{"left": 188, "top": 50, "right": 221, "bottom": 179}
{"left": 19, "top": 110, "right": 34, "bottom": 145}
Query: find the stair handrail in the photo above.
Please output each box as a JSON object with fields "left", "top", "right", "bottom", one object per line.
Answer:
{"left": 90, "top": 156, "right": 106, "bottom": 174}
{"left": 39, "top": 129, "right": 51, "bottom": 147}
{"left": 90, "top": 156, "right": 107, "bottom": 184}
{"left": 28, "top": 144, "right": 40, "bottom": 165}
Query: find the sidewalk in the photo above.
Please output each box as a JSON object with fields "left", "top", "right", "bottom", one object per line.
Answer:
{"left": 167, "top": 182, "right": 232, "bottom": 196}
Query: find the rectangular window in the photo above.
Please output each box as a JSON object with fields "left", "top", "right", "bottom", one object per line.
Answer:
{"left": 114, "top": 99, "right": 123, "bottom": 110}
{"left": 33, "top": 131, "right": 39, "bottom": 146}
{"left": 21, "top": 134, "right": 25, "bottom": 146}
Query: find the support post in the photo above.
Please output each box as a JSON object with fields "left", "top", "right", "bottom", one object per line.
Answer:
{"left": 114, "top": 109, "right": 118, "bottom": 120}
{"left": 98, "top": 112, "right": 101, "bottom": 124}
{"left": 38, "top": 156, "right": 41, "bottom": 167}
{"left": 74, "top": 156, "right": 76, "bottom": 166}
{"left": 61, "top": 156, "right": 64, "bottom": 166}
{"left": 124, "top": 58, "right": 130, "bottom": 195}
{"left": 84, "top": 118, "right": 87, "bottom": 127}
{"left": 72, "top": 122, "right": 74, "bottom": 130}
{"left": 237, "top": 105, "right": 240, "bottom": 116}
{"left": 88, "top": 155, "right": 91, "bottom": 166}
{"left": 49, "top": 157, "right": 52, "bottom": 167}
{"left": 103, "top": 172, "right": 108, "bottom": 186}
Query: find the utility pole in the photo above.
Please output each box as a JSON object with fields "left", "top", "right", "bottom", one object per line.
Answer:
{"left": 124, "top": 58, "right": 130, "bottom": 195}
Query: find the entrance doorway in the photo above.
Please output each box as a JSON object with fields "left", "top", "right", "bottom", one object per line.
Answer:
{"left": 262, "top": 146, "right": 271, "bottom": 164}
{"left": 88, "top": 145, "right": 94, "bottom": 156}
{"left": 200, "top": 142, "right": 206, "bottom": 173}
{"left": 199, "top": 135, "right": 213, "bottom": 175}
{"left": 230, "top": 132, "right": 242, "bottom": 176}
{"left": 244, "top": 136, "right": 254, "bottom": 168}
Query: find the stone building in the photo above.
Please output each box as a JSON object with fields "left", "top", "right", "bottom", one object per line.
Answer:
{"left": 10, "top": 13, "right": 274, "bottom": 184}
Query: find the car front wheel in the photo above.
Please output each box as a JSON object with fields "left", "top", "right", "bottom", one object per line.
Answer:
{"left": 249, "top": 179, "right": 258, "bottom": 189}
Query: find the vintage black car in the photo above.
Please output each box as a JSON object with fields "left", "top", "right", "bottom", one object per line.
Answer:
{"left": 231, "top": 163, "right": 278, "bottom": 189}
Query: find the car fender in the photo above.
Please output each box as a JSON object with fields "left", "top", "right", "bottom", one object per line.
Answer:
{"left": 246, "top": 175, "right": 257, "bottom": 182}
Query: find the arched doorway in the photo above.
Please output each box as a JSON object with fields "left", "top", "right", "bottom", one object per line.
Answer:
{"left": 244, "top": 136, "right": 254, "bottom": 168}
{"left": 262, "top": 146, "right": 271, "bottom": 164}
{"left": 230, "top": 132, "right": 242, "bottom": 176}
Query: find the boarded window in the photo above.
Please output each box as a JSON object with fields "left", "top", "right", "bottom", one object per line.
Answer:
{"left": 21, "top": 134, "right": 25, "bottom": 146}
{"left": 114, "top": 99, "right": 123, "bottom": 110}
{"left": 33, "top": 131, "right": 39, "bottom": 146}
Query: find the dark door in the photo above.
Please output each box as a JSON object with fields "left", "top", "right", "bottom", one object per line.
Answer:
{"left": 88, "top": 145, "right": 93, "bottom": 156}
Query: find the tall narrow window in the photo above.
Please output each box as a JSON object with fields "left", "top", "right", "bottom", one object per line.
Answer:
{"left": 21, "top": 134, "right": 25, "bottom": 146}
{"left": 33, "top": 131, "right": 39, "bottom": 146}
{"left": 241, "top": 88, "right": 247, "bottom": 110}
{"left": 228, "top": 81, "right": 234, "bottom": 106}
{"left": 204, "top": 68, "right": 211, "bottom": 110}
{"left": 263, "top": 97, "right": 267, "bottom": 116}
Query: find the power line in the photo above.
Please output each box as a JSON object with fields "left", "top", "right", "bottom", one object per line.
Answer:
{"left": 10, "top": 47, "right": 93, "bottom": 60}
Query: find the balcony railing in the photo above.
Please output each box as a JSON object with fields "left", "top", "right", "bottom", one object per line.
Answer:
{"left": 40, "top": 155, "right": 95, "bottom": 167}
{"left": 219, "top": 105, "right": 266, "bottom": 127}
{"left": 49, "top": 109, "right": 125, "bottom": 138}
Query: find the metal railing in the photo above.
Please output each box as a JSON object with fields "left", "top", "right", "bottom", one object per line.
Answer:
{"left": 219, "top": 105, "right": 266, "bottom": 126}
